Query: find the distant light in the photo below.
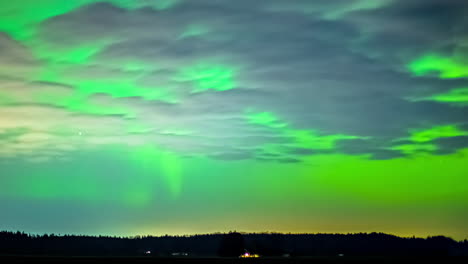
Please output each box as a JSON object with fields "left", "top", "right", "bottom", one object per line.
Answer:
{"left": 171, "top": 252, "right": 188, "bottom": 256}
{"left": 240, "top": 252, "right": 260, "bottom": 258}
{"left": 145, "top": 251, "right": 151, "bottom": 254}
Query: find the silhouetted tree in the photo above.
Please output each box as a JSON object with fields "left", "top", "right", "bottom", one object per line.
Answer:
{"left": 1, "top": 231, "right": 467, "bottom": 257}
{"left": 217, "top": 232, "right": 245, "bottom": 257}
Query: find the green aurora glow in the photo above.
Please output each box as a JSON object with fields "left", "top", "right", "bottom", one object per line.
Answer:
{"left": 408, "top": 54, "right": 468, "bottom": 79}
{"left": 0, "top": 0, "right": 468, "bottom": 240}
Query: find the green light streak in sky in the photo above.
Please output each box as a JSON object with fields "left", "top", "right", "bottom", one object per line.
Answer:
{"left": 77, "top": 80, "right": 174, "bottom": 101}
{"left": 127, "top": 123, "right": 154, "bottom": 135}
{"left": 408, "top": 54, "right": 468, "bottom": 79}
{"left": 58, "top": 95, "right": 132, "bottom": 116}
{"left": 288, "top": 130, "right": 360, "bottom": 150}
{"left": 112, "top": 0, "right": 181, "bottom": 10}
{"left": 1, "top": 0, "right": 468, "bottom": 240}
{"left": 246, "top": 111, "right": 361, "bottom": 157}
{"left": 0, "top": 84, "right": 134, "bottom": 116}
{"left": 324, "top": 0, "right": 393, "bottom": 20}
{"left": 1, "top": 144, "right": 468, "bottom": 239}
{"left": 410, "top": 125, "right": 468, "bottom": 143}
{"left": 427, "top": 88, "right": 468, "bottom": 106}
{"left": 178, "top": 24, "right": 211, "bottom": 39}
{"left": 389, "top": 125, "right": 468, "bottom": 156}
{"left": 0, "top": 0, "right": 180, "bottom": 40}
{"left": 30, "top": 42, "right": 105, "bottom": 65}
{"left": 268, "top": 0, "right": 392, "bottom": 21}
{"left": 30, "top": 47, "right": 177, "bottom": 110}
{"left": 159, "top": 151, "right": 183, "bottom": 198}
{"left": 35, "top": 67, "right": 176, "bottom": 115}
{"left": 0, "top": 0, "right": 92, "bottom": 40}
{"left": 0, "top": 0, "right": 193, "bottom": 117}
{"left": 130, "top": 145, "right": 183, "bottom": 199}
{"left": 390, "top": 143, "right": 438, "bottom": 155}
{"left": 246, "top": 111, "right": 287, "bottom": 128}
{"left": 176, "top": 64, "right": 237, "bottom": 92}
{"left": 159, "top": 129, "right": 193, "bottom": 136}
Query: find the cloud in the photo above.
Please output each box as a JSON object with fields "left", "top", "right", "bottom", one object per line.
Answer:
{"left": 0, "top": 33, "right": 38, "bottom": 79}
{"left": 409, "top": 125, "right": 468, "bottom": 143}
{"left": 1, "top": 0, "right": 468, "bottom": 162}
{"left": 0, "top": 105, "right": 135, "bottom": 159}
{"left": 383, "top": 124, "right": 468, "bottom": 156}
{"left": 265, "top": 0, "right": 393, "bottom": 20}
{"left": 0, "top": 0, "right": 182, "bottom": 39}
{"left": 409, "top": 87, "right": 468, "bottom": 107}
{"left": 0, "top": 80, "right": 74, "bottom": 106}
{"left": 408, "top": 54, "right": 468, "bottom": 79}
{"left": 335, "top": 139, "right": 403, "bottom": 160}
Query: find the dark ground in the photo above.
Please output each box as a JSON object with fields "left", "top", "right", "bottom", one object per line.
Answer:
{"left": 1, "top": 256, "right": 468, "bottom": 264}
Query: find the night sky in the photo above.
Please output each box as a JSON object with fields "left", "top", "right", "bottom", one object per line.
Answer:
{"left": 1, "top": 0, "right": 468, "bottom": 240}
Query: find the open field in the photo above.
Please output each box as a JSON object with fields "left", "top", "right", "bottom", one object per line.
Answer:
{"left": 1, "top": 256, "right": 468, "bottom": 264}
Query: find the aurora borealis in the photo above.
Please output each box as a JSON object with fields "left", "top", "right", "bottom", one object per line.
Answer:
{"left": 1, "top": 0, "right": 468, "bottom": 240}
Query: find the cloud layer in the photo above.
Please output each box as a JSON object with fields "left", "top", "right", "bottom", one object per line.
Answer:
{"left": 1, "top": 0, "right": 468, "bottom": 163}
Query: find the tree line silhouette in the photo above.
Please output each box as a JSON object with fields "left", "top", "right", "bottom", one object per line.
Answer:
{"left": 1, "top": 231, "right": 467, "bottom": 257}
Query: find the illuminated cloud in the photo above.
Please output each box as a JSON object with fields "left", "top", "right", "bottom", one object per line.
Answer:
{"left": 265, "top": 0, "right": 393, "bottom": 20}
{"left": 0, "top": 0, "right": 181, "bottom": 39}
{"left": 409, "top": 125, "right": 468, "bottom": 143}
{"left": 408, "top": 54, "right": 468, "bottom": 79}
{"left": 0, "top": 33, "right": 38, "bottom": 79}
{"left": 410, "top": 87, "right": 468, "bottom": 107}
{"left": 1, "top": 0, "right": 468, "bottom": 238}
{"left": 0, "top": 0, "right": 467, "bottom": 162}
{"left": 429, "top": 88, "right": 468, "bottom": 106}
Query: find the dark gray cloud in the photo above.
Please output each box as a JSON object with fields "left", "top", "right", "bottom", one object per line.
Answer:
{"left": 434, "top": 136, "right": 468, "bottom": 155}
{"left": 335, "top": 139, "right": 403, "bottom": 160}
{"left": 0, "top": 33, "right": 38, "bottom": 79}
{"left": 2, "top": 0, "right": 468, "bottom": 161}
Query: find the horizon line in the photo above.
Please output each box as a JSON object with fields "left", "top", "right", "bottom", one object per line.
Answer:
{"left": 1, "top": 230, "right": 463, "bottom": 242}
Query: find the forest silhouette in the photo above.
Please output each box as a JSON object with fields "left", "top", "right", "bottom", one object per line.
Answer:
{"left": 1, "top": 231, "right": 467, "bottom": 257}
